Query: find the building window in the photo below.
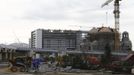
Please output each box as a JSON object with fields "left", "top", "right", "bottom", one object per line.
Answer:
{"left": 46, "top": 40, "right": 51, "bottom": 48}
{"left": 57, "top": 40, "right": 61, "bottom": 48}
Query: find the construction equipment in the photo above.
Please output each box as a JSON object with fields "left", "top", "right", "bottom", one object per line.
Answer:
{"left": 9, "top": 56, "right": 32, "bottom": 72}
{"left": 101, "top": 0, "right": 121, "bottom": 31}
{"left": 102, "top": 0, "right": 122, "bottom": 50}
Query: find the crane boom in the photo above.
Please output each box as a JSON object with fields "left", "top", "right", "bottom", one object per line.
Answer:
{"left": 101, "top": 0, "right": 113, "bottom": 8}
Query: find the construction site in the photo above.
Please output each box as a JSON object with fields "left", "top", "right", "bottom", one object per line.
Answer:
{"left": 0, "top": 0, "right": 134, "bottom": 75}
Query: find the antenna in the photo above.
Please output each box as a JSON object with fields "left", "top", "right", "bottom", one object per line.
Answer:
{"left": 106, "top": 12, "right": 108, "bottom": 25}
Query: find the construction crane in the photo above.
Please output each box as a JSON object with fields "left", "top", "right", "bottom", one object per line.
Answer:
{"left": 101, "top": 0, "right": 122, "bottom": 50}
{"left": 101, "top": 0, "right": 121, "bottom": 32}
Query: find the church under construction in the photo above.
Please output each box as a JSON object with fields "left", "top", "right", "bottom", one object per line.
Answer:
{"left": 81, "top": 27, "right": 132, "bottom": 51}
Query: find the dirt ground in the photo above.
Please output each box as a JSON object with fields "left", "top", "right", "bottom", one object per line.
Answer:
{"left": 0, "top": 67, "right": 134, "bottom": 75}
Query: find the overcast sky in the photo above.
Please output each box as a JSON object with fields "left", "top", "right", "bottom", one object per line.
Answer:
{"left": 0, "top": 0, "right": 134, "bottom": 49}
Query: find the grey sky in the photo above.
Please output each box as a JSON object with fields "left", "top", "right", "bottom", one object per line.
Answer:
{"left": 0, "top": 0, "right": 134, "bottom": 49}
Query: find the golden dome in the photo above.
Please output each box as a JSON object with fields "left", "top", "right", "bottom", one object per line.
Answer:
{"left": 99, "top": 27, "right": 112, "bottom": 32}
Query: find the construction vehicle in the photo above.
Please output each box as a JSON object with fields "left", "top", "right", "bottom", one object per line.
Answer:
{"left": 9, "top": 56, "right": 32, "bottom": 72}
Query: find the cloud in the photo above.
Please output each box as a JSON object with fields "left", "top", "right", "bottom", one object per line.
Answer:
{"left": 17, "top": 0, "right": 108, "bottom": 21}
{"left": 0, "top": 0, "right": 134, "bottom": 49}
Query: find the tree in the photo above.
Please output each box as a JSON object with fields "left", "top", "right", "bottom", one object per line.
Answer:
{"left": 101, "top": 43, "right": 112, "bottom": 66}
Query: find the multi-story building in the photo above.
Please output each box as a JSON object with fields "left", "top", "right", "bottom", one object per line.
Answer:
{"left": 30, "top": 29, "right": 87, "bottom": 50}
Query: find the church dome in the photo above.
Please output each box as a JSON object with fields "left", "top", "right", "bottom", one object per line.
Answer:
{"left": 123, "top": 31, "right": 128, "bottom": 34}
{"left": 99, "top": 27, "right": 112, "bottom": 32}
{"left": 89, "top": 27, "right": 98, "bottom": 33}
